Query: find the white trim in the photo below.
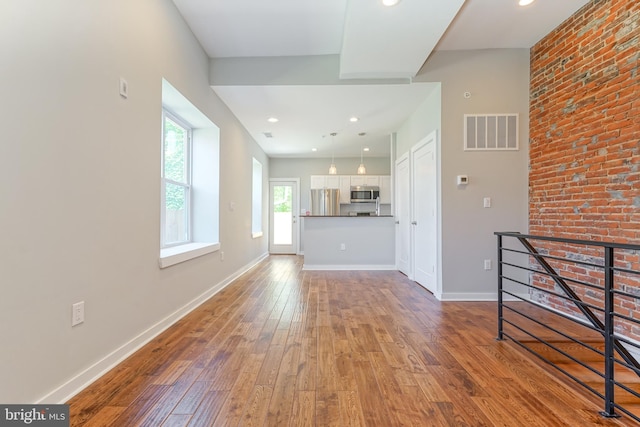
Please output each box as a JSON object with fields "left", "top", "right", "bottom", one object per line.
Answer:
{"left": 159, "top": 242, "right": 220, "bottom": 268}
{"left": 37, "top": 252, "right": 268, "bottom": 404}
{"left": 161, "top": 109, "right": 193, "bottom": 247}
{"left": 438, "top": 292, "right": 531, "bottom": 302}
{"left": 302, "top": 264, "right": 397, "bottom": 271}
{"left": 252, "top": 231, "right": 263, "bottom": 239}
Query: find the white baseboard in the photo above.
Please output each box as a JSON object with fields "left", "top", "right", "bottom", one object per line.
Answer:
{"left": 38, "top": 252, "right": 269, "bottom": 404}
{"left": 302, "top": 264, "right": 397, "bottom": 271}
{"left": 438, "top": 292, "right": 531, "bottom": 302}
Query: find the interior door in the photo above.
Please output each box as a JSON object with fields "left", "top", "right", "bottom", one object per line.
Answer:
{"left": 395, "top": 153, "right": 411, "bottom": 277}
{"left": 269, "top": 180, "right": 299, "bottom": 254}
{"left": 411, "top": 131, "right": 437, "bottom": 293}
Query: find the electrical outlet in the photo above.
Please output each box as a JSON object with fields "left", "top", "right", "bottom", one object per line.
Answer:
{"left": 484, "top": 259, "right": 492, "bottom": 270}
{"left": 483, "top": 197, "right": 491, "bottom": 208}
{"left": 220, "top": 251, "right": 224, "bottom": 261}
{"left": 72, "top": 301, "right": 85, "bottom": 326}
{"left": 340, "top": 243, "right": 346, "bottom": 251}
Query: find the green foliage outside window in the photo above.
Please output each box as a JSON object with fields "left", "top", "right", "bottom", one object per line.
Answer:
{"left": 164, "top": 117, "right": 188, "bottom": 210}
{"left": 273, "top": 186, "right": 292, "bottom": 213}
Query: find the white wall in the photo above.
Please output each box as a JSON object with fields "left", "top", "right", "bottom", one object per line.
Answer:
{"left": 0, "top": 0, "right": 268, "bottom": 403}
{"left": 396, "top": 49, "right": 530, "bottom": 300}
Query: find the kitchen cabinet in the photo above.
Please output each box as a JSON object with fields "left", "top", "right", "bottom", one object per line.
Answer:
{"left": 312, "top": 175, "right": 390, "bottom": 204}
{"left": 380, "top": 175, "right": 391, "bottom": 204}
{"left": 350, "top": 175, "right": 380, "bottom": 187}
{"left": 349, "top": 176, "right": 365, "bottom": 187}
{"left": 310, "top": 175, "right": 325, "bottom": 189}
{"left": 339, "top": 176, "right": 351, "bottom": 204}
{"left": 310, "top": 175, "right": 340, "bottom": 189}
{"left": 325, "top": 175, "right": 340, "bottom": 189}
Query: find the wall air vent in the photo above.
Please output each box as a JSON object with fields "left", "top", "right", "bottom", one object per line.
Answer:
{"left": 263, "top": 132, "right": 273, "bottom": 138}
{"left": 464, "top": 114, "right": 518, "bottom": 151}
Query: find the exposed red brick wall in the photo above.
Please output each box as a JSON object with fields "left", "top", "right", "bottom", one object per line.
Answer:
{"left": 528, "top": 0, "right": 640, "bottom": 337}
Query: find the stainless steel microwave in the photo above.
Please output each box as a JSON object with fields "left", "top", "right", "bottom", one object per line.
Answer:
{"left": 350, "top": 186, "right": 380, "bottom": 203}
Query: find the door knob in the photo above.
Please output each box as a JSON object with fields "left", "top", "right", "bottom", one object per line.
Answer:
{"left": 411, "top": 221, "right": 417, "bottom": 225}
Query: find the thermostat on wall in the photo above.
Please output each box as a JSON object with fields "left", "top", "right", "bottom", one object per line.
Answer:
{"left": 457, "top": 175, "right": 469, "bottom": 185}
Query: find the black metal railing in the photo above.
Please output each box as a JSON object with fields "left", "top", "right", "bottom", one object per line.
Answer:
{"left": 495, "top": 231, "right": 640, "bottom": 421}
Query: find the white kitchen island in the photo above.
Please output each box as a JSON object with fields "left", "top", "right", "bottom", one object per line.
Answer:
{"left": 302, "top": 215, "right": 396, "bottom": 270}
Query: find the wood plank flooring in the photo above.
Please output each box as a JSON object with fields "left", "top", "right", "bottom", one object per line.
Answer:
{"left": 68, "top": 255, "right": 636, "bottom": 426}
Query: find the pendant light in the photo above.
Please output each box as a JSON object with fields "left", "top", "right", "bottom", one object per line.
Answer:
{"left": 357, "top": 132, "right": 367, "bottom": 175}
{"left": 328, "top": 132, "right": 337, "bottom": 175}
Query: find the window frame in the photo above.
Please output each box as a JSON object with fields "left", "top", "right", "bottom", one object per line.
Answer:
{"left": 159, "top": 78, "right": 220, "bottom": 269}
{"left": 251, "top": 157, "right": 263, "bottom": 238}
{"left": 161, "top": 109, "right": 193, "bottom": 248}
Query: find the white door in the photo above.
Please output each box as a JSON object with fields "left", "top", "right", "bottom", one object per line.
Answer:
{"left": 411, "top": 131, "right": 437, "bottom": 293}
{"left": 395, "top": 154, "right": 411, "bottom": 277}
{"left": 269, "top": 180, "right": 299, "bottom": 254}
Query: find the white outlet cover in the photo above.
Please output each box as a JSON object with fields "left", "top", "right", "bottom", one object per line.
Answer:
{"left": 72, "top": 301, "right": 85, "bottom": 326}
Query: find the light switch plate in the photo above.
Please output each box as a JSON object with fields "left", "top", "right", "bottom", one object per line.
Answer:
{"left": 119, "top": 77, "right": 128, "bottom": 98}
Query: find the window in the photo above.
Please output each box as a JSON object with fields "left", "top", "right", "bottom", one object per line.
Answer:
{"left": 159, "top": 79, "right": 220, "bottom": 268}
{"left": 162, "top": 111, "right": 191, "bottom": 247}
{"left": 251, "top": 158, "right": 263, "bottom": 238}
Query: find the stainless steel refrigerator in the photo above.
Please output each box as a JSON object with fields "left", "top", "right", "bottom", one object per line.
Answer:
{"left": 310, "top": 189, "right": 340, "bottom": 216}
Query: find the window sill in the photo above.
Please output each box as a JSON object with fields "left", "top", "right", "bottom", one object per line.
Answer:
{"left": 159, "top": 242, "right": 220, "bottom": 269}
{"left": 252, "top": 231, "right": 263, "bottom": 239}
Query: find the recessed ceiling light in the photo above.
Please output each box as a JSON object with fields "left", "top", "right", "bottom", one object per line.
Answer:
{"left": 363, "top": 147, "right": 370, "bottom": 152}
{"left": 311, "top": 148, "right": 317, "bottom": 152}
{"left": 518, "top": 0, "right": 535, "bottom": 6}
{"left": 349, "top": 117, "right": 359, "bottom": 122}
{"left": 267, "top": 117, "right": 279, "bottom": 123}
{"left": 382, "top": 0, "right": 399, "bottom": 6}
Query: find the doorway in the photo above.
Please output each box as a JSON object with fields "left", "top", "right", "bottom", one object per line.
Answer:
{"left": 269, "top": 179, "right": 299, "bottom": 254}
{"left": 410, "top": 131, "right": 438, "bottom": 294}
{"left": 395, "top": 153, "right": 411, "bottom": 277}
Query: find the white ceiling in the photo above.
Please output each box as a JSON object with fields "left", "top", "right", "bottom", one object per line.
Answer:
{"left": 172, "top": 0, "right": 589, "bottom": 158}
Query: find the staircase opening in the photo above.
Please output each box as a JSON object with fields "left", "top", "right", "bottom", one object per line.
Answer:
{"left": 495, "top": 232, "right": 640, "bottom": 422}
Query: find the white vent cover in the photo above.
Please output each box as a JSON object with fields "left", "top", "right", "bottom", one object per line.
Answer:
{"left": 464, "top": 114, "right": 518, "bottom": 151}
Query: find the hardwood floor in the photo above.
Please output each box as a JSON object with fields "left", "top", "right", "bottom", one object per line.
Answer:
{"left": 68, "top": 255, "right": 636, "bottom": 426}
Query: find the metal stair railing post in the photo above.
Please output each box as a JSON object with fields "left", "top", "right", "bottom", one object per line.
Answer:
{"left": 600, "top": 246, "right": 620, "bottom": 418}
{"left": 497, "top": 234, "right": 504, "bottom": 341}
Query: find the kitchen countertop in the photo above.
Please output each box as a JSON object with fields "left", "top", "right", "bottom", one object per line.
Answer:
{"left": 303, "top": 214, "right": 394, "bottom": 218}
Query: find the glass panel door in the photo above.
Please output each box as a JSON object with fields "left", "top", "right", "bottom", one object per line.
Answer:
{"left": 269, "top": 180, "right": 298, "bottom": 254}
